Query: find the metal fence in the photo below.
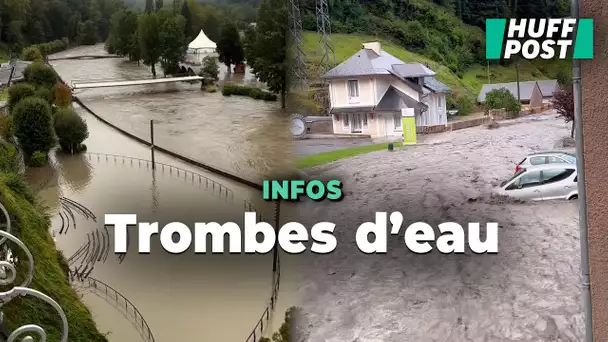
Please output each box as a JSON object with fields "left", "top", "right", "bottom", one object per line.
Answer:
{"left": 84, "top": 152, "right": 234, "bottom": 200}
{"left": 245, "top": 255, "right": 281, "bottom": 342}
{"left": 82, "top": 276, "right": 156, "bottom": 342}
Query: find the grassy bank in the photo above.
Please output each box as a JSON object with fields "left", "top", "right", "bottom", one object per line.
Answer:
{"left": 0, "top": 143, "right": 107, "bottom": 341}
{"left": 0, "top": 88, "right": 7, "bottom": 101}
{"left": 296, "top": 141, "right": 403, "bottom": 169}
{"left": 301, "top": 31, "right": 570, "bottom": 97}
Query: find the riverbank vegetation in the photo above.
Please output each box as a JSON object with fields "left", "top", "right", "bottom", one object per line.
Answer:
{"left": 4, "top": 62, "right": 89, "bottom": 166}
{"left": 222, "top": 84, "right": 277, "bottom": 101}
{"left": 0, "top": 140, "right": 107, "bottom": 341}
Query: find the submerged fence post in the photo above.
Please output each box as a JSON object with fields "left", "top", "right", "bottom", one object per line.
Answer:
{"left": 150, "top": 120, "right": 156, "bottom": 170}
{"left": 272, "top": 200, "right": 281, "bottom": 273}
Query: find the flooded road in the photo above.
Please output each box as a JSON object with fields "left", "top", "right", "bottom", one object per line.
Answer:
{"left": 49, "top": 44, "right": 293, "bottom": 184}
{"left": 29, "top": 110, "right": 299, "bottom": 341}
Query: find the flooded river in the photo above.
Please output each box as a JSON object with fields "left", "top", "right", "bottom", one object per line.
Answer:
{"left": 49, "top": 44, "right": 294, "bottom": 184}
{"left": 27, "top": 45, "right": 300, "bottom": 341}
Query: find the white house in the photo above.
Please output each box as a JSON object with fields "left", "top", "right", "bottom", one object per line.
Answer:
{"left": 322, "top": 42, "right": 451, "bottom": 139}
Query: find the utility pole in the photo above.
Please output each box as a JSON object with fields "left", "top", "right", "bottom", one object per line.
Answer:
{"left": 487, "top": 60, "right": 491, "bottom": 84}
{"left": 571, "top": 0, "right": 592, "bottom": 340}
{"left": 515, "top": 62, "right": 521, "bottom": 103}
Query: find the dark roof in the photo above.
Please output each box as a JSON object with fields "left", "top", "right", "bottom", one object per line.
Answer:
{"left": 392, "top": 63, "right": 436, "bottom": 78}
{"left": 0, "top": 61, "right": 33, "bottom": 86}
{"left": 536, "top": 80, "right": 559, "bottom": 97}
{"left": 478, "top": 81, "right": 541, "bottom": 103}
{"left": 424, "top": 77, "right": 451, "bottom": 94}
{"left": 376, "top": 86, "right": 427, "bottom": 111}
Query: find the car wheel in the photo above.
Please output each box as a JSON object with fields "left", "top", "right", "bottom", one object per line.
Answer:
{"left": 568, "top": 195, "right": 578, "bottom": 200}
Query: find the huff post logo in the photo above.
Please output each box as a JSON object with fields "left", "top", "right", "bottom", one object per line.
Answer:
{"left": 486, "top": 18, "right": 594, "bottom": 60}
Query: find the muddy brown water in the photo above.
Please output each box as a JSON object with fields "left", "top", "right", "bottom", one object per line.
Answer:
{"left": 25, "top": 46, "right": 300, "bottom": 341}
{"left": 49, "top": 44, "right": 294, "bottom": 184}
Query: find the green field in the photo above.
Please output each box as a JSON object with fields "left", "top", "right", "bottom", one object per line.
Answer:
{"left": 296, "top": 142, "right": 403, "bottom": 169}
{"left": 301, "top": 31, "right": 570, "bottom": 97}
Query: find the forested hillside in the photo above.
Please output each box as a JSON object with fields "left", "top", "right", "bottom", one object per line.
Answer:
{"left": 301, "top": 0, "right": 570, "bottom": 76}
{"left": 0, "top": 0, "right": 123, "bottom": 54}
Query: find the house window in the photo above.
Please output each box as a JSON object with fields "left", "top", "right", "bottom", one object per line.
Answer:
{"left": 347, "top": 80, "right": 360, "bottom": 103}
{"left": 343, "top": 113, "right": 350, "bottom": 128}
{"left": 363, "top": 114, "right": 368, "bottom": 128}
{"left": 394, "top": 113, "right": 402, "bottom": 130}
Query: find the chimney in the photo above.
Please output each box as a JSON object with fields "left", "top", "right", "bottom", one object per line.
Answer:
{"left": 362, "top": 42, "right": 381, "bottom": 55}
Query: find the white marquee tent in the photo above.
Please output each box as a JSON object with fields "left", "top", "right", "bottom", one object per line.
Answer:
{"left": 188, "top": 29, "right": 217, "bottom": 55}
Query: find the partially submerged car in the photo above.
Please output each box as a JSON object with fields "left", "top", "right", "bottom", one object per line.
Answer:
{"left": 514, "top": 151, "right": 576, "bottom": 173}
{"left": 496, "top": 163, "right": 578, "bottom": 201}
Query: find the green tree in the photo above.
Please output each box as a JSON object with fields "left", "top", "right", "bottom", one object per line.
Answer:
{"left": 54, "top": 108, "right": 89, "bottom": 154}
{"left": 21, "top": 46, "right": 43, "bottom": 61}
{"left": 145, "top": 0, "right": 154, "bottom": 13}
{"left": 77, "top": 20, "right": 98, "bottom": 45}
{"left": 106, "top": 9, "right": 139, "bottom": 59}
{"left": 485, "top": 88, "right": 521, "bottom": 113}
{"left": 246, "top": 0, "right": 288, "bottom": 108}
{"left": 181, "top": 0, "right": 194, "bottom": 40}
{"left": 200, "top": 55, "right": 219, "bottom": 81}
{"left": 456, "top": 95, "right": 474, "bottom": 116}
{"left": 23, "top": 62, "right": 58, "bottom": 88}
{"left": 138, "top": 12, "right": 162, "bottom": 77}
{"left": 216, "top": 19, "right": 244, "bottom": 70}
{"left": 12, "top": 97, "right": 56, "bottom": 157}
{"left": 7, "top": 83, "right": 36, "bottom": 113}
{"left": 160, "top": 13, "right": 187, "bottom": 74}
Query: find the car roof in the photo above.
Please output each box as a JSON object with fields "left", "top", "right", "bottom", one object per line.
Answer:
{"left": 527, "top": 151, "right": 576, "bottom": 157}
{"left": 522, "top": 163, "right": 577, "bottom": 171}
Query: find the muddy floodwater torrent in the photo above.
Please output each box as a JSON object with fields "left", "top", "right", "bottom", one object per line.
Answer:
{"left": 26, "top": 46, "right": 299, "bottom": 341}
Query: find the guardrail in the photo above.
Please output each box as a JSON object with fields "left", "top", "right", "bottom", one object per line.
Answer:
{"left": 84, "top": 152, "right": 234, "bottom": 200}
{"left": 81, "top": 276, "right": 155, "bottom": 342}
{"left": 245, "top": 254, "right": 281, "bottom": 342}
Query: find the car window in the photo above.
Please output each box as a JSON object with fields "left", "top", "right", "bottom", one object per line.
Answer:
{"left": 574, "top": 176, "right": 577, "bottom": 182}
{"left": 542, "top": 168, "right": 575, "bottom": 184}
{"left": 502, "top": 169, "right": 527, "bottom": 187}
{"left": 547, "top": 156, "right": 565, "bottom": 164}
{"left": 561, "top": 154, "right": 576, "bottom": 163}
{"left": 506, "top": 170, "right": 542, "bottom": 190}
{"left": 529, "top": 156, "right": 546, "bottom": 165}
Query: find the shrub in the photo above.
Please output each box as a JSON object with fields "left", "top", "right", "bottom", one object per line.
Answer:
{"left": 456, "top": 96, "right": 474, "bottom": 116}
{"left": 0, "top": 141, "right": 19, "bottom": 173}
{"left": 0, "top": 115, "right": 13, "bottom": 139}
{"left": 23, "top": 62, "right": 58, "bottom": 88}
{"left": 485, "top": 88, "right": 521, "bottom": 113}
{"left": 12, "top": 97, "right": 56, "bottom": 156}
{"left": 54, "top": 108, "right": 89, "bottom": 154}
{"left": 7, "top": 83, "right": 36, "bottom": 113}
{"left": 200, "top": 56, "right": 220, "bottom": 81}
{"left": 21, "top": 46, "right": 43, "bottom": 62}
{"left": 54, "top": 82, "right": 72, "bottom": 107}
{"left": 34, "top": 86, "right": 54, "bottom": 105}
{"left": 28, "top": 151, "right": 47, "bottom": 167}
{"left": 203, "top": 85, "right": 217, "bottom": 93}
{"left": 222, "top": 84, "right": 277, "bottom": 101}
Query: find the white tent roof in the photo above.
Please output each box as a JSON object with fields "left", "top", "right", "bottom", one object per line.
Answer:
{"left": 188, "top": 29, "right": 216, "bottom": 50}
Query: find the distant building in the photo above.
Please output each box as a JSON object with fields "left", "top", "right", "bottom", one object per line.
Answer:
{"left": 477, "top": 81, "right": 544, "bottom": 108}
